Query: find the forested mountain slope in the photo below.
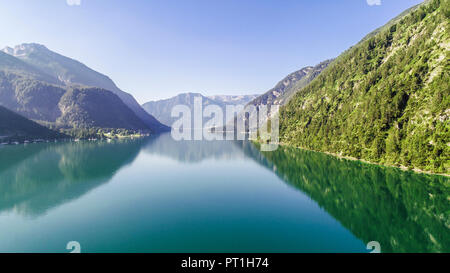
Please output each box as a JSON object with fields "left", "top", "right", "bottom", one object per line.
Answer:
{"left": 0, "top": 52, "right": 149, "bottom": 131}
{"left": 279, "top": 0, "right": 449, "bottom": 173}
{"left": 0, "top": 105, "right": 64, "bottom": 141}
{"left": 2, "top": 44, "right": 169, "bottom": 132}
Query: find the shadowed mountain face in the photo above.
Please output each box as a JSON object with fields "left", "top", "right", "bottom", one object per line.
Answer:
{"left": 57, "top": 87, "right": 149, "bottom": 129}
{"left": 1, "top": 44, "right": 169, "bottom": 132}
{"left": 0, "top": 105, "right": 65, "bottom": 141}
{"left": 243, "top": 143, "right": 450, "bottom": 253}
{"left": 0, "top": 138, "right": 149, "bottom": 217}
{"left": 0, "top": 71, "right": 148, "bottom": 130}
{"left": 0, "top": 52, "right": 149, "bottom": 130}
{"left": 142, "top": 93, "right": 258, "bottom": 127}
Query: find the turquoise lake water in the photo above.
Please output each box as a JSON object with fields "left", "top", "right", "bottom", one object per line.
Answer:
{"left": 0, "top": 133, "right": 448, "bottom": 253}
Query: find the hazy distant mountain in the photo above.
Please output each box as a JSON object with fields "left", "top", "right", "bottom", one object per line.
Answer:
{"left": 0, "top": 50, "right": 58, "bottom": 84}
{"left": 0, "top": 50, "right": 149, "bottom": 130}
{"left": 2, "top": 43, "right": 169, "bottom": 132}
{"left": 207, "top": 94, "right": 258, "bottom": 106}
{"left": 217, "top": 60, "right": 333, "bottom": 132}
{"left": 0, "top": 105, "right": 64, "bottom": 141}
{"left": 142, "top": 93, "right": 257, "bottom": 127}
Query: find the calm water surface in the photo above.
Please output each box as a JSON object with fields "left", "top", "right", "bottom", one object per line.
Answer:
{"left": 0, "top": 133, "right": 448, "bottom": 253}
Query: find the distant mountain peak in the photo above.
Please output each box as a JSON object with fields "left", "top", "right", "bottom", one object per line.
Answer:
{"left": 142, "top": 92, "right": 258, "bottom": 127}
{"left": 181, "top": 92, "right": 204, "bottom": 97}
{"left": 2, "top": 46, "right": 13, "bottom": 55}
{"left": 2, "top": 43, "right": 49, "bottom": 57}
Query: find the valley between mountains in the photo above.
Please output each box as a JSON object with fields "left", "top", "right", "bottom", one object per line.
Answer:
{"left": 0, "top": 0, "right": 448, "bottom": 174}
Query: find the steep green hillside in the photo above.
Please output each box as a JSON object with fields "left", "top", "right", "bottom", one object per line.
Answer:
{"left": 0, "top": 105, "right": 64, "bottom": 141}
{"left": 280, "top": 0, "right": 450, "bottom": 174}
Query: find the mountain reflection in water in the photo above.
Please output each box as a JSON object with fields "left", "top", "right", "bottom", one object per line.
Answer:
{"left": 0, "top": 133, "right": 448, "bottom": 252}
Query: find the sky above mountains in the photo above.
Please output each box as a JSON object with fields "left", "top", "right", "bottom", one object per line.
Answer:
{"left": 0, "top": 0, "right": 423, "bottom": 102}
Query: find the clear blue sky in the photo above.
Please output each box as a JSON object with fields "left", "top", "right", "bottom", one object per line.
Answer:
{"left": 0, "top": 0, "right": 423, "bottom": 103}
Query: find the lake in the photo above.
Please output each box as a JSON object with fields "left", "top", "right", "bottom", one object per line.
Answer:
{"left": 0, "top": 133, "right": 448, "bottom": 253}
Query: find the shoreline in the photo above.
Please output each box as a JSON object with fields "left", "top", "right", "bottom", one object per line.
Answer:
{"left": 0, "top": 134, "right": 148, "bottom": 146}
{"left": 259, "top": 141, "right": 450, "bottom": 178}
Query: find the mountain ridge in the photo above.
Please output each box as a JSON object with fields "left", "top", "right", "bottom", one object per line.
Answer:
{"left": 0, "top": 105, "right": 65, "bottom": 142}
{"left": 248, "top": 59, "right": 334, "bottom": 107}
{"left": 142, "top": 93, "right": 258, "bottom": 127}
{"left": 279, "top": 0, "right": 449, "bottom": 174}
{"left": 215, "top": 60, "right": 333, "bottom": 132}
{"left": 1, "top": 43, "right": 169, "bottom": 132}
{"left": 0, "top": 52, "right": 151, "bottom": 131}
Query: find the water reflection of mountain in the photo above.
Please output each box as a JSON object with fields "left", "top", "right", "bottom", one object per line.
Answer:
{"left": 1, "top": 136, "right": 448, "bottom": 252}
{"left": 239, "top": 143, "right": 450, "bottom": 253}
{"left": 143, "top": 133, "right": 249, "bottom": 163}
{"left": 0, "top": 139, "right": 148, "bottom": 217}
